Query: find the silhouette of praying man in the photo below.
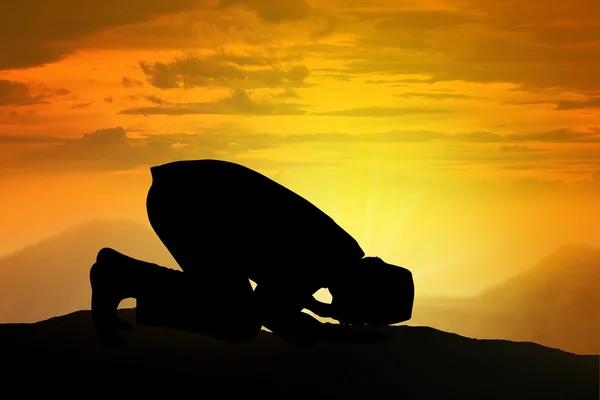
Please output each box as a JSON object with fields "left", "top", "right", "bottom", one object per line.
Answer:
{"left": 90, "top": 159, "right": 414, "bottom": 347}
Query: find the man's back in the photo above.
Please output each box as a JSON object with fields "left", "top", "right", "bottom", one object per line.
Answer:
{"left": 149, "top": 159, "right": 365, "bottom": 288}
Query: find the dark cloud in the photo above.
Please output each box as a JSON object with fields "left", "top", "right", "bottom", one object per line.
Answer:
{"left": 324, "top": 73, "right": 354, "bottom": 81}
{"left": 508, "top": 177, "right": 569, "bottom": 193}
{"left": 312, "top": 68, "right": 356, "bottom": 81}
{"left": 7, "top": 126, "right": 600, "bottom": 148}
{"left": 121, "top": 77, "right": 144, "bottom": 88}
{"left": 555, "top": 97, "right": 600, "bottom": 110}
{"left": 280, "top": 128, "right": 600, "bottom": 144}
{"left": 458, "top": 129, "right": 600, "bottom": 144}
{"left": 271, "top": 88, "right": 301, "bottom": 99}
{"left": 499, "top": 99, "right": 550, "bottom": 106}
{"left": 515, "top": 129, "right": 600, "bottom": 143}
{"left": 498, "top": 164, "right": 555, "bottom": 170}
{"left": 17, "top": 127, "right": 164, "bottom": 170}
{"left": 500, "top": 145, "right": 541, "bottom": 153}
{"left": 314, "top": 106, "right": 451, "bottom": 117}
{"left": 139, "top": 54, "right": 310, "bottom": 90}
{"left": 366, "top": 78, "right": 436, "bottom": 85}
{"left": 302, "top": 1, "right": 600, "bottom": 92}
{"left": 531, "top": 23, "right": 600, "bottom": 45}
{"left": 0, "top": 0, "right": 200, "bottom": 70}
{"left": 352, "top": 9, "right": 484, "bottom": 50}
{"left": 0, "top": 80, "right": 48, "bottom": 106}
{"left": 71, "top": 102, "right": 92, "bottom": 109}
{"left": 348, "top": 8, "right": 482, "bottom": 30}
{"left": 281, "top": 130, "right": 447, "bottom": 143}
{"left": 6, "top": 125, "right": 600, "bottom": 172}
{"left": 118, "top": 89, "right": 307, "bottom": 116}
{"left": 0, "top": 135, "right": 65, "bottom": 144}
{"left": 103, "top": 96, "right": 113, "bottom": 103}
{"left": 462, "top": 0, "right": 600, "bottom": 30}
{"left": 219, "top": 0, "right": 312, "bottom": 23}
{"left": 145, "top": 95, "right": 169, "bottom": 105}
{"left": 394, "top": 92, "right": 476, "bottom": 100}
{"left": 13, "top": 126, "right": 279, "bottom": 171}
{"left": 335, "top": 38, "right": 600, "bottom": 92}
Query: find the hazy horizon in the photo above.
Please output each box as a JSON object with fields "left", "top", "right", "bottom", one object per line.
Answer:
{"left": 1, "top": 205, "right": 598, "bottom": 299}
{"left": 0, "top": 216, "right": 596, "bottom": 302}
{"left": 0, "top": 217, "right": 597, "bottom": 355}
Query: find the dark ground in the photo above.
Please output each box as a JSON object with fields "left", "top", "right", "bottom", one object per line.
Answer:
{"left": 1, "top": 309, "right": 598, "bottom": 398}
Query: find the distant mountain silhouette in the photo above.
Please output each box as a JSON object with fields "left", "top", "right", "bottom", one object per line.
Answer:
{"left": 1, "top": 309, "right": 597, "bottom": 397}
{"left": 2, "top": 219, "right": 597, "bottom": 355}
{"left": 409, "top": 245, "right": 600, "bottom": 355}
{"left": 0, "top": 219, "right": 177, "bottom": 323}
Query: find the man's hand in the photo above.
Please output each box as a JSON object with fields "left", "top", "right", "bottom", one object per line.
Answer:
{"left": 304, "top": 297, "right": 335, "bottom": 319}
{"left": 319, "top": 323, "right": 390, "bottom": 344}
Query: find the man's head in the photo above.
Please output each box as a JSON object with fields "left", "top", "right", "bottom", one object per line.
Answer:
{"left": 329, "top": 257, "right": 414, "bottom": 327}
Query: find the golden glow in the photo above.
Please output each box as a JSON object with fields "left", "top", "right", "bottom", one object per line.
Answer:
{"left": 0, "top": 0, "right": 599, "bottom": 305}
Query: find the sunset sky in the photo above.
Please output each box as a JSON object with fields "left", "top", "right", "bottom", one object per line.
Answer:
{"left": 1, "top": 0, "right": 599, "bottom": 297}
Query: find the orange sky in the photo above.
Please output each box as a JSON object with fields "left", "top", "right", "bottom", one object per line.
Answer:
{"left": 1, "top": 0, "right": 599, "bottom": 297}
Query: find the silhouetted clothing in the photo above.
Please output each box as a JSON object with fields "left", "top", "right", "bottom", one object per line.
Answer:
{"left": 147, "top": 159, "right": 365, "bottom": 298}
{"left": 92, "top": 159, "right": 413, "bottom": 346}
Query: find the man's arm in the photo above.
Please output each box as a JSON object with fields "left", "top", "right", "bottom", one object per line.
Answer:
{"left": 254, "top": 283, "right": 325, "bottom": 347}
{"left": 254, "top": 284, "right": 390, "bottom": 347}
{"left": 303, "top": 296, "right": 335, "bottom": 319}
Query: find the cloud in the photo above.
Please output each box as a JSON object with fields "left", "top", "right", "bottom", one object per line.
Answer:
{"left": 82, "top": 6, "right": 309, "bottom": 51}
{"left": 7, "top": 125, "right": 600, "bottom": 173}
{"left": 0, "top": 80, "right": 48, "bottom": 106}
{"left": 17, "top": 127, "right": 164, "bottom": 170}
{"left": 0, "top": 80, "right": 71, "bottom": 108}
{"left": 394, "top": 92, "right": 476, "bottom": 100}
{"left": 351, "top": 9, "right": 484, "bottom": 49}
{"left": 145, "top": 95, "right": 169, "bottom": 105}
{"left": 282, "top": 130, "right": 448, "bottom": 143}
{"left": 310, "top": 1, "right": 600, "bottom": 92}
{"left": 344, "top": 41, "right": 600, "bottom": 92}
{"left": 348, "top": 8, "right": 482, "bottom": 30}
{"left": 0, "top": 0, "right": 200, "bottom": 70}
{"left": 6, "top": 125, "right": 600, "bottom": 149}
{"left": 366, "top": 79, "right": 436, "bottom": 85}
{"left": 531, "top": 23, "right": 600, "bottom": 45}
{"left": 71, "top": 102, "right": 93, "bottom": 109}
{"left": 139, "top": 53, "right": 310, "bottom": 89}
{"left": 0, "top": 135, "right": 65, "bottom": 144}
{"left": 514, "top": 128, "right": 600, "bottom": 143}
{"left": 118, "top": 89, "right": 307, "bottom": 115}
{"left": 468, "top": 0, "right": 600, "bottom": 30}
{"left": 271, "top": 88, "right": 301, "bottom": 99}
{"left": 219, "top": 0, "right": 312, "bottom": 23}
{"left": 280, "top": 128, "right": 600, "bottom": 144}
{"left": 500, "top": 145, "right": 542, "bottom": 153}
{"left": 121, "top": 77, "right": 144, "bottom": 88}
{"left": 13, "top": 126, "right": 280, "bottom": 171}
{"left": 499, "top": 99, "right": 550, "bottom": 106}
{"left": 498, "top": 164, "right": 556, "bottom": 170}
{"left": 314, "top": 106, "right": 451, "bottom": 117}
{"left": 555, "top": 97, "right": 600, "bottom": 110}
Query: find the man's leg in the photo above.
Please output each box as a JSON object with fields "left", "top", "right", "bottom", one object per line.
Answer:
{"left": 90, "top": 248, "right": 261, "bottom": 344}
{"left": 136, "top": 265, "right": 260, "bottom": 343}
{"left": 94, "top": 178, "right": 261, "bottom": 343}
